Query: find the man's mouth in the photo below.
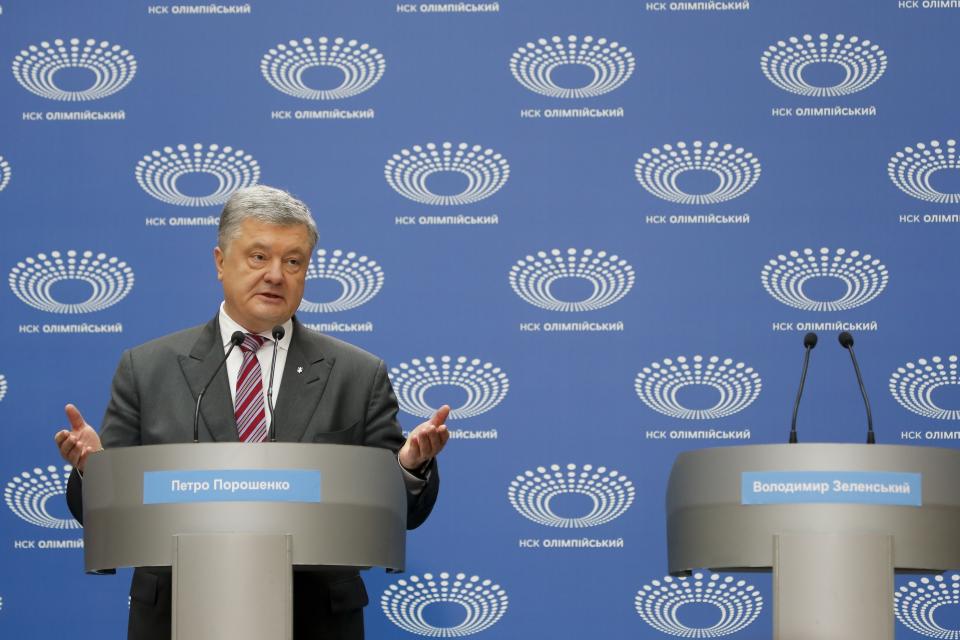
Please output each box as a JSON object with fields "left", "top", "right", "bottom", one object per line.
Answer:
{"left": 257, "top": 292, "right": 284, "bottom": 301}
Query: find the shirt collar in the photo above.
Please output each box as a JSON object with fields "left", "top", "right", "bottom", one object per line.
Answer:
{"left": 218, "top": 301, "right": 292, "bottom": 352}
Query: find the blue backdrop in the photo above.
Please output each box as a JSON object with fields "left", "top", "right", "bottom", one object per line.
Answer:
{"left": 2, "top": 0, "right": 960, "bottom": 637}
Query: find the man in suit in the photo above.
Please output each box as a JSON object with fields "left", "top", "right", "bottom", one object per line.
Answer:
{"left": 54, "top": 185, "right": 449, "bottom": 639}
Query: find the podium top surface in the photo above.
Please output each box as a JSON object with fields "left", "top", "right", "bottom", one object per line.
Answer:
{"left": 666, "top": 443, "right": 960, "bottom": 573}
{"left": 82, "top": 443, "right": 407, "bottom": 572}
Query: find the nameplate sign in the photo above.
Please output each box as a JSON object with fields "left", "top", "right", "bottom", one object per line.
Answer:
{"left": 741, "top": 471, "right": 921, "bottom": 506}
{"left": 143, "top": 469, "right": 321, "bottom": 504}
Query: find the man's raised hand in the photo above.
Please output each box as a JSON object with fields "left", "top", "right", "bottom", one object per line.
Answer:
{"left": 53, "top": 404, "right": 102, "bottom": 473}
{"left": 399, "top": 404, "right": 450, "bottom": 472}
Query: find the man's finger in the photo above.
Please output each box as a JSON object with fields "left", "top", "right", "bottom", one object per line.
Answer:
{"left": 429, "top": 405, "right": 450, "bottom": 427}
{"left": 65, "top": 404, "right": 87, "bottom": 432}
{"left": 54, "top": 430, "right": 69, "bottom": 446}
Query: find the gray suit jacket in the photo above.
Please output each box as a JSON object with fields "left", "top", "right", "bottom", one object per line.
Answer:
{"left": 67, "top": 315, "right": 439, "bottom": 639}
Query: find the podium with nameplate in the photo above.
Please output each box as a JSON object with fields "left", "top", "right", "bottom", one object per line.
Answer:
{"left": 82, "top": 443, "right": 407, "bottom": 640}
{"left": 666, "top": 443, "right": 960, "bottom": 640}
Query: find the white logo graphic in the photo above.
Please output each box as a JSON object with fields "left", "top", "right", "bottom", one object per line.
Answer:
{"left": 389, "top": 356, "right": 509, "bottom": 419}
{"left": 635, "top": 573, "right": 763, "bottom": 637}
{"left": 635, "top": 355, "right": 762, "bottom": 420}
{"left": 12, "top": 38, "right": 137, "bottom": 101}
{"left": 889, "top": 355, "right": 960, "bottom": 420}
{"left": 888, "top": 139, "right": 960, "bottom": 204}
{"left": 761, "top": 247, "right": 889, "bottom": 312}
{"left": 509, "top": 248, "right": 634, "bottom": 312}
{"left": 5, "top": 465, "right": 80, "bottom": 529}
{"left": 761, "top": 33, "right": 887, "bottom": 97}
{"left": 0, "top": 155, "right": 10, "bottom": 191}
{"left": 895, "top": 574, "right": 960, "bottom": 638}
{"left": 385, "top": 142, "right": 510, "bottom": 206}
{"left": 381, "top": 572, "right": 508, "bottom": 637}
{"left": 510, "top": 35, "right": 635, "bottom": 98}
{"left": 508, "top": 463, "right": 635, "bottom": 528}
{"left": 261, "top": 36, "right": 385, "bottom": 100}
{"left": 9, "top": 250, "right": 134, "bottom": 313}
{"left": 635, "top": 141, "right": 761, "bottom": 205}
{"left": 299, "top": 249, "right": 384, "bottom": 313}
{"left": 0, "top": 374, "right": 7, "bottom": 402}
{"left": 135, "top": 143, "right": 260, "bottom": 207}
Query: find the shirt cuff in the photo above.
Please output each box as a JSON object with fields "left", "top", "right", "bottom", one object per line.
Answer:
{"left": 397, "top": 456, "right": 428, "bottom": 495}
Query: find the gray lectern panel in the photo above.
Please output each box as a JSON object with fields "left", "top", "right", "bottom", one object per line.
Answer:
{"left": 666, "top": 444, "right": 960, "bottom": 573}
{"left": 82, "top": 443, "right": 407, "bottom": 572}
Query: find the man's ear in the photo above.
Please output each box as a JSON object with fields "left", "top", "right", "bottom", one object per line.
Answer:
{"left": 214, "top": 246, "right": 224, "bottom": 281}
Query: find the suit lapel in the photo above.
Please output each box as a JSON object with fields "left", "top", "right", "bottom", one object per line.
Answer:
{"left": 177, "top": 316, "right": 240, "bottom": 443}
{"left": 273, "top": 319, "right": 333, "bottom": 442}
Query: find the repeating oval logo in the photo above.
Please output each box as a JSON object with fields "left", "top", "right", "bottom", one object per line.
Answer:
{"left": 508, "top": 463, "right": 635, "bottom": 528}
{"left": 4, "top": 464, "right": 80, "bottom": 529}
{"left": 12, "top": 38, "right": 137, "bottom": 101}
{"left": 509, "top": 248, "right": 634, "bottom": 312}
{"left": 895, "top": 574, "right": 960, "bottom": 638}
{"left": 389, "top": 356, "right": 509, "bottom": 420}
{"left": 510, "top": 34, "right": 635, "bottom": 98}
{"left": 635, "top": 141, "right": 761, "bottom": 205}
{"left": 761, "top": 247, "right": 889, "bottom": 312}
{"left": 635, "top": 355, "right": 762, "bottom": 420}
{"left": 0, "top": 155, "right": 10, "bottom": 191}
{"left": 135, "top": 143, "right": 260, "bottom": 207}
{"left": 381, "top": 572, "right": 508, "bottom": 637}
{"left": 888, "top": 139, "right": 960, "bottom": 204}
{"left": 298, "top": 249, "right": 384, "bottom": 313}
{"left": 760, "top": 33, "right": 886, "bottom": 97}
{"left": 260, "top": 36, "right": 385, "bottom": 100}
{"left": 0, "top": 374, "right": 7, "bottom": 403}
{"left": 889, "top": 355, "right": 960, "bottom": 420}
{"left": 9, "top": 250, "right": 135, "bottom": 313}
{"left": 635, "top": 573, "right": 763, "bottom": 637}
{"left": 384, "top": 142, "right": 510, "bottom": 206}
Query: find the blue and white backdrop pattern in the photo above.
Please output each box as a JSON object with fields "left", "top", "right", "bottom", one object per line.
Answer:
{"left": 1, "top": 1, "right": 960, "bottom": 638}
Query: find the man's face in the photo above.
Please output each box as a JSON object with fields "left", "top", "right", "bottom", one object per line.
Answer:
{"left": 214, "top": 218, "right": 312, "bottom": 333}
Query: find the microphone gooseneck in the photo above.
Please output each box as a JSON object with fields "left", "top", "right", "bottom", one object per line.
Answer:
{"left": 789, "top": 332, "right": 818, "bottom": 444}
{"left": 838, "top": 332, "right": 875, "bottom": 444}
{"left": 193, "top": 330, "right": 245, "bottom": 443}
{"left": 266, "top": 324, "right": 285, "bottom": 442}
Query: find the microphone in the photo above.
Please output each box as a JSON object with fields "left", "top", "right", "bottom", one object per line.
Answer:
{"left": 194, "top": 330, "right": 245, "bottom": 443}
{"left": 838, "top": 331, "right": 876, "bottom": 444}
{"left": 266, "top": 324, "right": 285, "bottom": 442}
{"left": 789, "top": 332, "right": 818, "bottom": 444}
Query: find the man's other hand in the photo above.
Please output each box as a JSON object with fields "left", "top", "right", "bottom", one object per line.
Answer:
{"left": 53, "top": 404, "right": 102, "bottom": 473}
{"left": 399, "top": 404, "right": 450, "bottom": 472}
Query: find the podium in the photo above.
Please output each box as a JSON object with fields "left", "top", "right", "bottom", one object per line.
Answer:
{"left": 82, "top": 443, "right": 407, "bottom": 640}
{"left": 667, "top": 444, "right": 960, "bottom": 640}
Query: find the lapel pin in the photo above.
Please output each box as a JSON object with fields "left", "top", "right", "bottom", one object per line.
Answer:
{"left": 297, "top": 366, "right": 303, "bottom": 374}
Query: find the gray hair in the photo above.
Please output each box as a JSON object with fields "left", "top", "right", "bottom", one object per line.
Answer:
{"left": 218, "top": 185, "right": 318, "bottom": 251}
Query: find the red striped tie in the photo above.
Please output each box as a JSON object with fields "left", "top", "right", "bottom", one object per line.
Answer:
{"left": 235, "top": 333, "right": 269, "bottom": 443}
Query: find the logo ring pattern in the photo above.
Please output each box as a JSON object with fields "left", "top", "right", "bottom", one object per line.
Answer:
{"left": 889, "top": 355, "right": 960, "bottom": 420}
{"left": 510, "top": 34, "right": 635, "bottom": 98}
{"left": 508, "top": 463, "right": 635, "bottom": 528}
{"left": 9, "top": 250, "right": 135, "bottom": 313}
{"left": 635, "top": 141, "right": 761, "bottom": 205}
{"left": 0, "top": 375, "right": 7, "bottom": 403}
{"left": 889, "top": 139, "right": 960, "bottom": 204}
{"left": 381, "top": 572, "right": 508, "bottom": 637}
{"left": 635, "top": 355, "right": 762, "bottom": 420}
{"left": 509, "top": 248, "right": 635, "bottom": 312}
{"left": 261, "top": 36, "right": 385, "bottom": 100}
{"left": 12, "top": 38, "right": 137, "bottom": 101}
{"left": 761, "top": 247, "right": 889, "bottom": 312}
{"left": 895, "top": 574, "right": 960, "bottom": 638}
{"left": 389, "top": 356, "right": 509, "bottom": 419}
{"left": 761, "top": 33, "right": 887, "bottom": 97}
{"left": 299, "top": 249, "right": 384, "bottom": 313}
{"left": 385, "top": 142, "right": 510, "bottom": 206}
{"left": 4, "top": 465, "right": 80, "bottom": 529}
{"left": 635, "top": 573, "right": 763, "bottom": 637}
{"left": 135, "top": 143, "right": 260, "bottom": 207}
{"left": 0, "top": 155, "right": 11, "bottom": 191}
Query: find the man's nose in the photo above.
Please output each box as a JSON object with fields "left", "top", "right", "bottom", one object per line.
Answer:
{"left": 263, "top": 258, "right": 284, "bottom": 282}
